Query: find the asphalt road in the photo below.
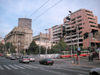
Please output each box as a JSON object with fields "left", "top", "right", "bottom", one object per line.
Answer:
{"left": 0, "top": 56, "right": 92, "bottom": 75}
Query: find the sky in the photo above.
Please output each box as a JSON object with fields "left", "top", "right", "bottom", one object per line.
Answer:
{"left": 0, "top": 0, "right": 100, "bottom": 38}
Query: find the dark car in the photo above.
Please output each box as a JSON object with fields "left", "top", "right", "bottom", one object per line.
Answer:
{"left": 89, "top": 68, "right": 100, "bottom": 75}
{"left": 39, "top": 58, "right": 54, "bottom": 65}
{"left": 10, "top": 56, "right": 16, "bottom": 60}
{"left": 19, "top": 56, "right": 30, "bottom": 63}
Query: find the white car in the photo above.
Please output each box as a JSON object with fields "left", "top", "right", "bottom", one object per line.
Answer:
{"left": 29, "top": 57, "right": 35, "bottom": 62}
{"left": 19, "top": 56, "right": 30, "bottom": 63}
{"left": 89, "top": 68, "right": 100, "bottom": 75}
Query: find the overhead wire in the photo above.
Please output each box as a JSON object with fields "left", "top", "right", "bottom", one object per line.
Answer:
{"left": 32, "top": 0, "right": 63, "bottom": 23}
{"left": 29, "top": 0, "right": 50, "bottom": 17}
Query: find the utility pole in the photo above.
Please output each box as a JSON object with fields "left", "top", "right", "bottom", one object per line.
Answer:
{"left": 39, "top": 32, "right": 41, "bottom": 56}
{"left": 76, "top": 23, "right": 80, "bottom": 64}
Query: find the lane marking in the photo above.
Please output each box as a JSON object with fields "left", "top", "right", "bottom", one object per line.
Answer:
{"left": 3, "top": 65, "right": 11, "bottom": 70}
{"left": 0, "top": 66, "right": 4, "bottom": 70}
{"left": 8, "top": 65, "right": 18, "bottom": 69}
{"left": 20, "top": 64, "right": 32, "bottom": 69}
{"left": 25, "top": 65, "right": 38, "bottom": 69}
{"left": 14, "top": 64, "right": 25, "bottom": 69}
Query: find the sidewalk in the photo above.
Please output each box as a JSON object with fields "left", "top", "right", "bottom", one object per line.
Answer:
{"left": 71, "top": 57, "right": 100, "bottom": 68}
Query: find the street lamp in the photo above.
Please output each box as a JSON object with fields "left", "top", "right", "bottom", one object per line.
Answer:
{"left": 66, "top": 11, "right": 76, "bottom": 64}
{"left": 45, "top": 29, "right": 48, "bottom": 58}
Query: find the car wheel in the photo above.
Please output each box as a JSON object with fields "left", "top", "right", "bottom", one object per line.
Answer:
{"left": 50, "top": 63, "right": 53, "bottom": 65}
{"left": 92, "top": 72, "right": 99, "bottom": 75}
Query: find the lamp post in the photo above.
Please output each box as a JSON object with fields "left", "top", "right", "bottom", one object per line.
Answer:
{"left": 66, "top": 11, "right": 75, "bottom": 64}
{"left": 45, "top": 29, "right": 48, "bottom": 58}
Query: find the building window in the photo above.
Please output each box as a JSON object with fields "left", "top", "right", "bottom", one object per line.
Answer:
{"left": 85, "top": 10, "right": 92, "bottom": 13}
{"left": 78, "top": 23, "right": 82, "bottom": 26}
{"left": 77, "top": 19, "right": 82, "bottom": 22}
{"left": 71, "top": 18, "right": 75, "bottom": 21}
{"left": 90, "top": 25, "right": 97, "bottom": 28}
{"left": 77, "top": 16, "right": 82, "bottom": 19}
{"left": 71, "top": 21, "right": 76, "bottom": 24}
{"left": 89, "top": 21, "right": 96, "bottom": 24}
{"left": 88, "top": 17, "right": 94, "bottom": 20}
{"left": 87, "top": 14, "right": 94, "bottom": 17}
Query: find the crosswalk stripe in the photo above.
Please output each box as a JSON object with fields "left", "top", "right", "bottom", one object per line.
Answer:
{"left": 8, "top": 65, "right": 18, "bottom": 69}
{"left": 25, "top": 64, "right": 38, "bottom": 69}
{"left": 0, "top": 66, "right": 4, "bottom": 70}
{"left": 14, "top": 64, "right": 25, "bottom": 69}
{"left": 21, "top": 64, "right": 33, "bottom": 69}
{"left": 3, "top": 65, "right": 11, "bottom": 70}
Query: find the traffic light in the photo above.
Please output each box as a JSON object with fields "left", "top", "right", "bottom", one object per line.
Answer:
{"left": 62, "top": 26, "right": 66, "bottom": 37}
{"left": 77, "top": 51, "right": 81, "bottom": 55}
{"left": 66, "top": 17, "right": 70, "bottom": 21}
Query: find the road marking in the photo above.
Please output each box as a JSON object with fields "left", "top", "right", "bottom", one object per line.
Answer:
{"left": 0, "top": 66, "right": 4, "bottom": 70}
{"left": 20, "top": 64, "right": 32, "bottom": 69}
{"left": 3, "top": 65, "right": 11, "bottom": 70}
{"left": 8, "top": 65, "right": 18, "bottom": 69}
{"left": 14, "top": 64, "right": 25, "bottom": 69}
{"left": 25, "top": 65, "right": 38, "bottom": 69}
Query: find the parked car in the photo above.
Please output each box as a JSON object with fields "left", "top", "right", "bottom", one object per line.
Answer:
{"left": 89, "top": 68, "right": 100, "bottom": 75}
{"left": 19, "top": 56, "right": 30, "bottom": 63}
{"left": 10, "top": 56, "right": 16, "bottom": 60}
{"left": 15, "top": 56, "right": 20, "bottom": 59}
{"left": 39, "top": 58, "right": 54, "bottom": 65}
{"left": 0, "top": 53, "right": 4, "bottom": 56}
{"left": 29, "top": 57, "right": 35, "bottom": 62}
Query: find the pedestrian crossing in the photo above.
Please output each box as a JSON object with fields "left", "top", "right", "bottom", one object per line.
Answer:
{"left": 0, "top": 64, "right": 38, "bottom": 70}
{"left": 0, "top": 63, "right": 91, "bottom": 75}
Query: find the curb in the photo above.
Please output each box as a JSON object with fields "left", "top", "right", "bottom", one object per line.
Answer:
{"left": 72, "top": 63, "right": 98, "bottom": 68}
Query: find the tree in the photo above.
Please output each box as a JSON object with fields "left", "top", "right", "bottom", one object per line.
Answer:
{"left": 51, "top": 39, "right": 67, "bottom": 54}
{"left": 0, "top": 43, "right": 4, "bottom": 53}
{"left": 27, "top": 40, "right": 39, "bottom": 54}
{"left": 5, "top": 42, "right": 16, "bottom": 53}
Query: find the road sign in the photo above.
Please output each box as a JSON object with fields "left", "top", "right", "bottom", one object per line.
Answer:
{"left": 78, "top": 47, "right": 80, "bottom": 51}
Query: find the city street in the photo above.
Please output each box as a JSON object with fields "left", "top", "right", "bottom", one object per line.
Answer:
{"left": 0, "top": 56, "right": 92, "bottom": 75}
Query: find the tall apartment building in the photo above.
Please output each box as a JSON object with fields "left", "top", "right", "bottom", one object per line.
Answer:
{"left": 33, "top": 32, "right": 51, "bottom": 49}
{"left": 64, "top": 9, "right": 100, "bottom": 49}
{"left": 5, "top": 18, "right": 33, "bottom": 53}
{"left": 49, "top": 24, "right": 63, "bottom": 45}
{"left": 49, "top": 9, "right": 100, "bottom": 50}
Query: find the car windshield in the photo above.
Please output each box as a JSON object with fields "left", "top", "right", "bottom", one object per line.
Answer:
{"left": 22, "top": 57, "right": 28, "bottom": 58}
{"left": 46, "top": 59, "right": 52, "bottom": 61}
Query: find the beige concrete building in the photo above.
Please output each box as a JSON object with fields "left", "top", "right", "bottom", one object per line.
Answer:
{"left": 5, "top": 18, "right": 33, "bottom": 53}
{"left": 33, "top": 32, "right": 51, "bottom": 49}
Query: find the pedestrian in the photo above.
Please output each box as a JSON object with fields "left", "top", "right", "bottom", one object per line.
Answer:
{"left": 88, "top": 55, "right": 91, "bottom": 62}
{"left": 88, "top": 52, "right": 93, "bottom": 62}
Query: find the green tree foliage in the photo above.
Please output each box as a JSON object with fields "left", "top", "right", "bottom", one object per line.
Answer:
{"left": 27, "top": 40, "right": 39, "bottom": 54}
{"left": 5, "top": 42, "right": 16, "bottom": 53}
{"left": 51, "top": 39, "right": 67, "bottom": 54}
{"left": 40, "top": 46, "right": 46, "bottom": 54}
{"left": 0, "top": 43, "right": 4, "bottom": 53}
